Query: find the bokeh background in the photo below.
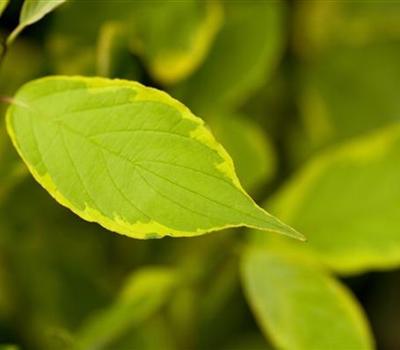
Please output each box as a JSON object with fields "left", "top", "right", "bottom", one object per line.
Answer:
{"left": 1, "top": 1, "right": 400, "bottom": 349}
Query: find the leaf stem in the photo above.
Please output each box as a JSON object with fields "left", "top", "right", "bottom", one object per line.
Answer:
{"left": 6, "top": 24, "right": 25, "bottom": 47}
{"left": 0, "top": 95, "right": 12, "bottom": 104}
{"left": 0, "top": 95, "right": 30, "bottom": 109}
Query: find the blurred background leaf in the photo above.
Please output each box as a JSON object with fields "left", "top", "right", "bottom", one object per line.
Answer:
{"left": 126, "top": 0, "right": 223, "bottom": 85}
{"left": 257, "top": 124, "right": 400, "bottom": 275}
{"left": 241, "top": 248, "right": 373, "bottom": 350}
{"left": 176, "top": 0, "right": 287, "bottom": 116}
{"left": 19, "top": 0, "right": 66, "bottom": 28}
{"left": 77, "top": 267, "right": 177, "bottom": 349}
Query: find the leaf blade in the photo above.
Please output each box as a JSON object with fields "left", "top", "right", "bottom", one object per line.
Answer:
{"left": 241, "top": 248, "right": 374, "bottom": 350}
{"left": 78, "top": 267, "right": 177, "bottom": 349}
{"left": 128, "top": 1, "right": 223, "bottom": 84}
{"left": 6, "top": 0, "right": 67, "bottom": 46}
{"left": 265, "top": 124, "right": 400, "bottom": 273}
{"left": 19, "top": 0, "right": 67, "bottom": 27}
{"left": 179, "top": 1, "right": 286, "bottom": 114}
{"left": 6, "top": 76, "right": 303, "bottom": 240}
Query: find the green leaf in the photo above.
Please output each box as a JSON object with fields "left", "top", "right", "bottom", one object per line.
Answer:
{"left": 265, "top": 124, "right": 400, "bottom": 274}
{"left": 19, "top": 0, "right": 67, "bottom": 27}
{"left": 6, "top": 76, "right": 303, "bottom": 240}
{"left": 128, "top": 1, "right": 223, "bottom": 84}
{"left": 0, "top": 0, "right": 9, "bottom": 18}
{"left": 241, "top": 248, "right": 373, "bottom": 350}
{"left": 178, "top": 0, "right": 286, "bottom": 114}
{"left": 77, "top": 267, "right": 177, "bottom": 349}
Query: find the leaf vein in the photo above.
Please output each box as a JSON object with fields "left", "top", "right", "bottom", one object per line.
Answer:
{"left": 59, "top": 101, "right": 137, "bottom": 118}
{"left": 137, "top": 160, "right": 238, "bottom": 191}
{"left": 29, "top": 85, "right": 125, "bottom": 105}
{"left": 88, "top": 129, "right": 191, "bottom": 141}
{"left": 136, "top": 164, "right": 264, "bottom": 223}
{"left": 135, "top": 168, "right": 218, "bottom": 223}
{"left": 100, "top": 150, "right": 151, "bottom": 221}
{"left": 59, "top": 126, "right": 98, "bottom": 211}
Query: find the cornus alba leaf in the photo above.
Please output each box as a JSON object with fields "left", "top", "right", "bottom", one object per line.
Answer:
{"left": 6, "top": 76, "right": 304, "bottom": 240}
